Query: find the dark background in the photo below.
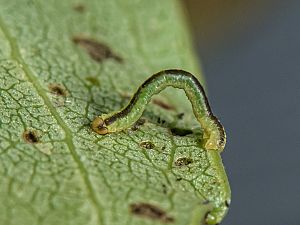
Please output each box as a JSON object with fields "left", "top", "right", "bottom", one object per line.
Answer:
{"left": 184, "top": 0, "right": 300, "bottom": 225}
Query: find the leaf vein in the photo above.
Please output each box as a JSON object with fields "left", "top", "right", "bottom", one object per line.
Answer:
{"left": 0, "top": 16, "right": 104, "bottom": 225}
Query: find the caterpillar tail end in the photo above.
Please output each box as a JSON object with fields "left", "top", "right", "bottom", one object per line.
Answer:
{"left": 202, "top": 129, "right": 226, "bottom": 152}
{"left": 204, "top": 139, "right": 225, "bottom": 152}
{"left": 91, "top": 116, "right": 108, "bottom": 135}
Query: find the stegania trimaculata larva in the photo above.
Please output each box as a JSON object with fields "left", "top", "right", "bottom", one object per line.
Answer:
{"left": 92, "top": 69, "right": 226, "bottom": 152}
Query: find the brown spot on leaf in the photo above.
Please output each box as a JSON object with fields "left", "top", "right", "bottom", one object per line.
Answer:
{"left": 140, "top": 141, "right": 155, "bottom": 149}
{"left": 136, "top": 118, "right": 146, "bottom": 126}
{"left": 85, "top": 76, "right": 100, "bottom": 86}
{"left": 174, "top": 157, "right": 193, "bottom": 167}
{"left": 170, "top": 127, "right": 193, "bottom": 136}
{"left": 130, "top": 203, "right": 174, "bottom": 223}
{"left": 72, "top": 36, "right": 123, "bottom": 63}
{"left": 157, "top": 117, "right": 166, "bottom": 125}
{"left": 162, "top": 184, "right": 167, "bottom": 194}
{"left": 48, "top": 83, "right": 67, "bottom": 97}
{"left": 177, "top": 112, "right": 184, "bottom": 119}
{"left": 23, "top": 129, "right": 39, "bottom": 144}
{"left": 202, "top": 200, "right": 210, "bottom": 205}
{"left": 73, "top": 3, "right": 85, "bottom": 12}
{"left": 131, "top": 118, "right": 146, "bottom": 131}
{"left": 152, "top": 99, "right": 175, "bottom": 110}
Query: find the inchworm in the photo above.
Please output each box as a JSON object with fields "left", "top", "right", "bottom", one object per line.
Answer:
{"left": 92, "top": 69, "right": 226, "bottom": 152}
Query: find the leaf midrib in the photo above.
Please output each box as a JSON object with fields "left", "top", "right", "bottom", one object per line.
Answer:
{"left": 0, "top": 16, "right": 104, "bottom": 225}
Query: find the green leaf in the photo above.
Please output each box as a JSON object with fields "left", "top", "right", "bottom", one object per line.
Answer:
{"left": 0, "top": 1, "right": 230, "bottom": 225}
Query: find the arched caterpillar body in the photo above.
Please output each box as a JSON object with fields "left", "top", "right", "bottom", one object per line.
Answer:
{"left": 92, "top": 69, "right": 226, "bottom": 152}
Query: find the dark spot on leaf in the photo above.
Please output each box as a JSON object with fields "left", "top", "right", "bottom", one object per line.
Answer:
{"left": 23, "top": 129, "right": 39, "bottom": 144}
{"left": 85, "top": 76, "right": 100, "bottom": 86}
{"left": 157, "top": 117, "right": 166, "bottom": 124}
{"left": 140, "top": 141, "right": 155, "bottom": 149}
{"left": 176, "top": 177, "right": 182, "bottom": 181}
{"left": 136, "top": 118, "right": 146, "bottom": 126}
{"left": 174, "top": 157, "right": 193, "bottom": 167}
{"left": 73, "top": 3, "right": 85, "bottom": 12}
{"left": 202, "top": 200, "right": 210, "bottom": 205}
{"left": 48, "top": 83, "right": 67, "bottom": 97}
{"left": 152, "top": 99, "right": 175, "bottom": 110}
{"left": 170, "top": 128, "right": 193, "bottom": 136}
{"left": 177, "top": 112, "right": 184, "bottom": 119}
{"left": 130, "top": 203, "right": 174, "bottom": 223}
{"left": 131, "top": 118, "right": 146, "bottom": 131}
{"left": 162, "top": 184, "right": 167, "bottom": 194}
{"left": 72, "top": 36, "right": 123, "bottom": 63}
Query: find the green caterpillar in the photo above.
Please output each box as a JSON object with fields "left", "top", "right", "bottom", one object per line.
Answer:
{"left": 92, "top": 69, "right": 226, "bottom": 152}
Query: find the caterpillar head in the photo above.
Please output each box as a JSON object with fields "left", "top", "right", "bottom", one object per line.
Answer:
{"left": 91, "top": 116, "right": 109, "bottom": 135}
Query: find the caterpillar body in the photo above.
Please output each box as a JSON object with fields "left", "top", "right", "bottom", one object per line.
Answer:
{"left": 92, "top": 69, "right": 226, "bottom": 152}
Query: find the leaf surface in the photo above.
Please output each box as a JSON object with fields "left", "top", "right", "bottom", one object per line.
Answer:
{"left": 0, "top": 1, "right": 230, "bottom": 225}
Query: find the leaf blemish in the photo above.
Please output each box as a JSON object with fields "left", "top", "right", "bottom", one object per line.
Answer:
{"left": 131, "top": 118, "right": 146, "bottom": 131}
{"left": 203, "top": 200, "right": 210, "bottom": 205}
{"left": 73, "top": 3, "right": 85, "bottom": 13}
{"left": 152, "top": 99, "right": 175, "bottom": 110}
{"left": 157, "top": 117, "right": 166, "bottom": 124}
{"left": 174, "top": 157, "right": 193, "bottom": 167}
{"left": 140, "top": 141, "right": 155, "bottom": 149}
{"left": 48, "top": 83, "right": 67, "bottom": 97}
{"left": 72, "top": 36, "right": 123, "bottom": 63}
{"left": 162, "top": 184, "right": 167, "bottom": 194}
{"left": 85, "top": 76, "right": 100, "bottom": 86}
{"left": 23, "top": 129, "right": 39, "bottom": 144}
{"left": 177, "top": 112, "right": 184, "bottom": 120}
{"left": 130, "top": 203, "right": 174, "bottom": 223}
{"left": 170, "top": 127, "right": 193, "bottom": 136}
